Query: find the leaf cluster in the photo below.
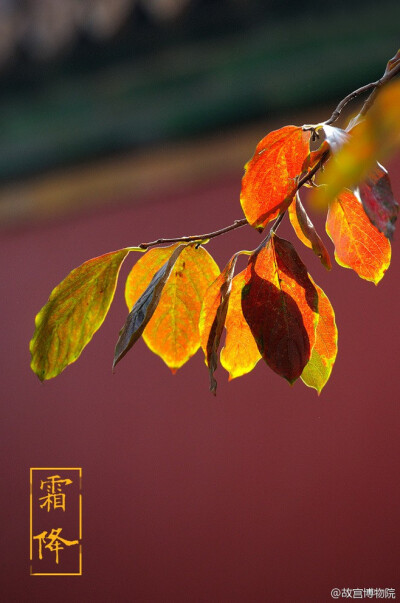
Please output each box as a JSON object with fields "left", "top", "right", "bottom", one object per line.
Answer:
{"left": 30, "top": 53, "right": 400, "bottom": 394}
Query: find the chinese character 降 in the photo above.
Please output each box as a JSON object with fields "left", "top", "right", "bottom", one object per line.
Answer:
{"left": 33, "top": 528, "right": 78, "bottom": 564}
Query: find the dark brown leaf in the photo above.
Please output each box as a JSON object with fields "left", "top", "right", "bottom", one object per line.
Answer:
{"left": 242, "top": 235, "right": 318, "bottom": 384}
{"left": 199, "top": 254, "right": 238, "bottom": 394}
{"left": 358, "top": 163, "right": 398, "bottom": 240}
{"left": 113, "top": 244, "right": 186, "bottom": 369}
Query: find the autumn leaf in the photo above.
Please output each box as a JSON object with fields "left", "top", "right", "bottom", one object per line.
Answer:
{"left": 220, "top": 270, "right": 261, "bottom": 380}
{"left": 114, "top": 244, "right": 187, "bottom": 369}
{"left": 313, "top": 80, "right": 400, "bottom": 209}
{"left": 125, "top": 244, "right": 220, "bottom": 371}
{"left": 288, "top": 193, "right": 331, "bottom": 270}
{"left": 322, "top": 125, "right": 349, "bottom": 153}
{"left": 358, "top": 163, "right": 398, "bottom": 240}
{"left": 241, "top": 235, "right": 318, "bottom": 384}
{"left": 30, "top": 248, "right": 132, "bottom": 380}
{"left": 300, "top": 141, "right": 329, "bottom": 178}
{"left": 326, "top": 189, "right": 391, "bottom": 284}
{"left": 301, "top": 283, "right": 338, "bottom": 394}
{"left": 199, "top": 254, "right": 239, "bottom": 394}
{"left": 240, "top": 125, "right": 311, "bottom": 229}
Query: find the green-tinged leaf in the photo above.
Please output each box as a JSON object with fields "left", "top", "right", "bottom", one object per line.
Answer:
{"left": 301, "top": 283, "right": 338, "bottom": 394}
{"left": 114, "top": 244, "right": 186, "bottom": 368}
{"left": 199, "top": 254, "right": 238, "bottom": 394}
{"left": 30, "top": 248, "right": 131, "bottom": 380}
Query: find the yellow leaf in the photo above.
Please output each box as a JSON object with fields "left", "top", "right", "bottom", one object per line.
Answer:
{"left": 220, "top": 270, "right": 261, "bottom": 380}
{"left": 125, "top": 244, "right": 220, "bottom": 371}
{"left": 301, "top": 284, "right": 338, "bottom": 394}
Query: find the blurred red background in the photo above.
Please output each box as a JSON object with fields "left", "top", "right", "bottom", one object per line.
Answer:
{"left": 1, "top": 151, "right": 399, "bottom": 602}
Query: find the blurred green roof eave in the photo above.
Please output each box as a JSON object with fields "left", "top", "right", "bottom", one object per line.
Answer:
{"left": 0, "top": 0, "right": 399, "bottom": 183}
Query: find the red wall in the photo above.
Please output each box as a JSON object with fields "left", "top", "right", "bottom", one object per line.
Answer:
{"left": 2, "top": 157, "right": 400, "bottom": 602}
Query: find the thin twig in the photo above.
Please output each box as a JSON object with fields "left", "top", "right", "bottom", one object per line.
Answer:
{"left": 323, "top": 82, "right": 377, "bottom": 126}
{"left": 324, "top": 53, "right": 400, "bottom": 126}
{"left": 138, "top": 218, "right": 248, "bottom": 250}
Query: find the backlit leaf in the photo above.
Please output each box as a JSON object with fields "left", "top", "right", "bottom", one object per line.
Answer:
{"left": 313, "top": 80, "right": 400, "bottom": 209}
{"left": 242, "top": 235, "right": 318, "bottom": 384}
{"left": 326, "top": 189, "right": 391, "bottom": 284}
{"left": 301, "top": 283, "right": 338, "bottom": 394}
{"left": 288, "top": 193, "right": 332, "bottom": 270}
{"left": 358, "top": 163, "right": 398, "bottom": 240}
{"left": 301, "top": 141, "right": 329, "bottom": 177}
{"left": 322, "top": 125, "right": 349, "bottom": 153}
{"left": 240, "top": 125, "right": 311, "bottom": 229}
{"left": 220, "top": 270, "right": 261, "bottom": 380}
{"left": 199, "top": 254, "right": 238, "bottom": 394}
{"left": 30, "top": 248, "right": 131, "bottom": 381}
{"left": 125, "top": 244, "right": 220, "bottom": 371}
{"left": 114, "top": 244, "right": 186, "bottom": 369}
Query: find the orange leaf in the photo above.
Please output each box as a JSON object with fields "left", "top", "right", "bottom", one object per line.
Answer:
{"left": 125, "top": 244, "right": 220, "bottom": 371}
{"left": 30, "top": 248, "right": 131, "bottom": 380}
{"left": 288, "top": 193, "right": 331, "bottom": 270}
{"left": 301, "top": 283, "right": 338, "bottom": 394}
{"left": 240, "top": 125, "right": 311, "bottom": 229}
{"left": 199, "top": 254, "right": 238, "bottom": 394}
{"left": 241, "top": 235, "right": 318, "bottom": 384}
{"left": 220, "top": 270, "right": 261, "bottom": 380}
{"left": 326, "top": 189, "right": 391, "bottom": 284}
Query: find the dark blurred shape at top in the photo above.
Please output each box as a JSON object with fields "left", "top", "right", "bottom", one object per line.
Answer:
{"left": 0, "top": 0, "right": 398, "bottom": 182}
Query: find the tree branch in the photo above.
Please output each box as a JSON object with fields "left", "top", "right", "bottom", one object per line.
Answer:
{"left": 138, "top": 218, "right": 248, "bottom": 250}
{"left": 137, "top": 51, "right": 399, "bottom": 251}
{"left": 324, "top": 51, "right": 400, "bottom": 126}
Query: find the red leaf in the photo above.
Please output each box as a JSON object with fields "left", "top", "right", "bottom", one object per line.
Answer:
{"left": 241, "top": 235, "right": 318, "bottom": 384}
{"left": 240, "top": 126, "right": 311, "bottom": 229}
{"left": 358, "top": 163, "right": 398, "bottom": 240}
